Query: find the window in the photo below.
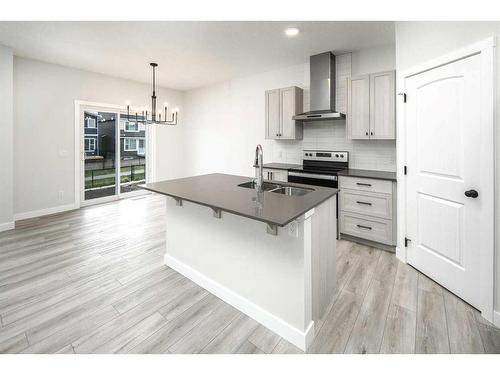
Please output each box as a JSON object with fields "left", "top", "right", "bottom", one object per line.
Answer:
{"left": 124, "top": 138, "right": 137, "bottom": 151}
{"left": 84, "top": 138, "right": 96, "bottom": 152}
{"left": 125, "top": 121, "right": 139, "bottom": 132}
{"left": 138, "top": 139, "right": 145, "bottom": 155}
{"left": 85, "top": 117, "right": 96, "bottom": 129}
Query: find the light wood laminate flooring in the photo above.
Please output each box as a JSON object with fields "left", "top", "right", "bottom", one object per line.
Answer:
{"left": 0, "top": 194, "right": 498, "bottom": 354}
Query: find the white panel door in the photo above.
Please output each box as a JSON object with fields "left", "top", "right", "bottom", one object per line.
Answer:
{"left": 347, "top": 75, "right": 370, "bottom": 139}
{"left": 405, "top": 54, "right": 482, "bottom": 308}
{"left": 370, "top": 71, "right": 395, "bottom": 139}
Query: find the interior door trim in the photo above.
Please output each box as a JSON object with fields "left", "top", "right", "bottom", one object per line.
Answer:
{"left": 396, "top": 37, "right": 496, "bottom": 324}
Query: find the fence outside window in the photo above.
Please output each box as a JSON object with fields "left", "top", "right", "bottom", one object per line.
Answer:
{"left": 85, "top": 164, "right": 146, "bottom": 189}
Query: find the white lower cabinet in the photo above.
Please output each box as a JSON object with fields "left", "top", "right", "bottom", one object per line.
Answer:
{"left": 339, "top": 176, "right": 396, "bottom": 246}
{"left": 340, "top": 190, "right": 392, "bottom": 219}
{"left": 340, "top": 212, "right": 393, "bottom": 245}
{"left": 263, "top": 168, "right": 288, "bottom": 182}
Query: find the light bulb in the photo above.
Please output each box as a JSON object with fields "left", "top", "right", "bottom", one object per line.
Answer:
{"left": 284, "top": 27, "right": 300, "bottom": 37}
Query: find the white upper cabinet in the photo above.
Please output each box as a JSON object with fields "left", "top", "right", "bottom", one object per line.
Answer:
{"left": 265, "top": 89, "right": 281, "bottom": 139}
{"left": 347, "top": 70, "right": 395, "bottom": 140}
{"left": 370, "top": 71, "right": 396, "bottom": 139}
{"left": 265, "top": 86, "right": 303, "bottom": 140}
{"left": 347, "top": 75, "right": 370, "bottom": 139}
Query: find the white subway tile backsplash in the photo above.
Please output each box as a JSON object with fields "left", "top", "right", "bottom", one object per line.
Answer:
{"left": 273, "top": 126, "right": 396, "bottom": 171}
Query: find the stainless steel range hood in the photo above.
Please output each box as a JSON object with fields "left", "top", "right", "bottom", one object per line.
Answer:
{"left": 293, "top": 52, "right": 345, "bottom": 122}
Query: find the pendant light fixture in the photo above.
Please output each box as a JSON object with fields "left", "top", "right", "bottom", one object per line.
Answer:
{"left": 126, "top": 62, "right": 178, "bottom": 125}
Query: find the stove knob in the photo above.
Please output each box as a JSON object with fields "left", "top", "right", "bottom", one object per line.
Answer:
{"left": 340, "top": 154, "right": 344, "bottom": 158}
{"left": 335, "top": 154, "right": 339, "bottom": 158}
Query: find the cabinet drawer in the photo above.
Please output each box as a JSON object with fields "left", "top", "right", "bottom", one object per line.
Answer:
{"left": 339, "top": 176, "right": 392, "bottom": 194}
{"left": 340, "top": 190, "right": 392, "bottom": 219}
{"left": 340, "top": 212, "right": 393, "bottom": 245}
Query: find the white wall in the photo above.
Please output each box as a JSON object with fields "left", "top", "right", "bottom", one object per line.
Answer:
{"left": 13, "top": 57, "right": 183, "bottom": 217}
{"left": 0, "top": 46, "right": 14, "bottom": 231}
{"left": 395, "top": 21, "right": 500, "bottom": 315}
{"left": 181, "top": 44, "right": 397, "bottom": 178}
{"left": 352, "top": 44, "right": 396, "bottom": 76}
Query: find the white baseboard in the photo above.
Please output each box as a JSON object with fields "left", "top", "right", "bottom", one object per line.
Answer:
{"left": 14, "top": 203, "right": 78, "bottom": 221}
{"left": 0, "top": 221, "right": 15, "bottom": 232}
{"left": 395, "top": 246, "right": 406, "bottom": 263}
{"left": 164, "top": 254, "right": 314, "bottom": 351}
{"left": 493, "top": 310, "right": 500, "bottom": 328}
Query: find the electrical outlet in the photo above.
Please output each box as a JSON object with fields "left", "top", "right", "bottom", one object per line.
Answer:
{"left": 58, "top": 190, "right": 64, "bottom": 201}
{"left": 288, "top": 221, "right": 298, "bottom": 238}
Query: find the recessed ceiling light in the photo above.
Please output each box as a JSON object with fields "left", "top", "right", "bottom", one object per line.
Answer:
{"left": 284, "top": 28, "right": 300, "bottom": 37}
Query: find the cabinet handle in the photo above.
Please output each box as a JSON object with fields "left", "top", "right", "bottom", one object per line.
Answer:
{"left": 356, "top": 182, "right": 372, "bottom": 187}
{"left": 357, "top": 224, "right": 372, "bottom": 230}
{"left": 370, "top": 131, "right": 374, "bottom": 136}
{"left": 276, "top": 133, "right": 278, "bottom": 137}
{"left": 270, "top": 172, "right": 273, "bottom": 180}
{"left": 356, "top": 201, "right": 372, "bottom": 206}
{"left": 365, "top": 131, "right": 368, "bottom": 136}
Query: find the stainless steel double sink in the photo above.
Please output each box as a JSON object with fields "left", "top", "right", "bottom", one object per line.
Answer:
{"left": 238, "top": 181, "right": 313, "bottom": 196}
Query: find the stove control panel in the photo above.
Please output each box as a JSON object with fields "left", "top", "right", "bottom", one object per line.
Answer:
{"left": 303, "top": 150, "right": 349, "bottom": 162}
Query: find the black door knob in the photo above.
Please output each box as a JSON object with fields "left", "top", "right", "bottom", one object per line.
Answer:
{"left": 464, "top": 189, "right": 479, "bottom": 198}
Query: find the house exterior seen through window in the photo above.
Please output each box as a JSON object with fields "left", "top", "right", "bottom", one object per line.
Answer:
{"left": 85, "top": 117, "right": 96, "bottom": 128}
{"left": 124, "top": 138, "right": 137, "bottom": 151}
{"left": 84, "top": 138, "right": 96, "bottom": 152}
{"left": 125, "top": 121, "right": 139, "bottom": 132}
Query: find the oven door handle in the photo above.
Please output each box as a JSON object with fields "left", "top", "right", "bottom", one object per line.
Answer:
{"left": 288, "top": 172, "right": 337, "bottom": 181}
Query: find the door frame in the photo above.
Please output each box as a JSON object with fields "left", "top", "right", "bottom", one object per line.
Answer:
{"left": 74, "top": 100, "right": 155, "bottom": 208}
{"left": 396, "top": 37, "right": 496, "bottom": 323}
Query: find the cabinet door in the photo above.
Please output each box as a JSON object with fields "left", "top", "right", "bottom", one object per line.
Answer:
{"left": 272, "top": 170, "right": 288, "bottom": 182}
{"left": 347, "top": 75, "right": 370, "bottom": 139}
{"left": 279, "top": 87, "right": 295, "bottom": 139}
{"left": 265, "top": 89, "right": 280, "bottom": 139}
{"left": 369, "top": 71, "right": 395, "bottom": 139}
{"left": 262, "top": 168, "right": 288, "bottom": 182}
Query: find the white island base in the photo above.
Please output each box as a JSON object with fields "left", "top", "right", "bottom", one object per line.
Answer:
{"left": 163, "top": 196, "right": 337, "bottom": 351}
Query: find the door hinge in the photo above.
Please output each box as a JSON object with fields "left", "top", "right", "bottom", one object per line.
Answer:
{"left": 398, "top": 93, "right": 407, "bottom": 103}
{"left": 404, "top": 165, "right": 407, "bottom": 175}
{"left": 405, "top": 237, "right": 411, "bottom": 247}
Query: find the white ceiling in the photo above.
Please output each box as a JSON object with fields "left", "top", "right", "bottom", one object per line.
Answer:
{"left": 0, "top": 21, "right": 395, "bottom": 91}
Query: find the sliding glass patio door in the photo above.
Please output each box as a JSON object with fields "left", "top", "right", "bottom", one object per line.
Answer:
{"left": 119, "top": 115, "right": 147, "bottom": 194}
{"left": 80, "top": 105, "right": 149, "bottom": 206}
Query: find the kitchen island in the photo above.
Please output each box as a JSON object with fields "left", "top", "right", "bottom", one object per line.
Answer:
{"left": 140, "top": 173, "right": 338, "bottom": 350}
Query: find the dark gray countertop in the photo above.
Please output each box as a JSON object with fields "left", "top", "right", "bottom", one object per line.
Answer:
{"left": 140, "top": 173, "right": 338, "bottom": 227}
{"left": 337, "top": 168, "right": 397, "bottom": 181}
{"left": 263, "top": 162, "right": 302, "bottom": 170}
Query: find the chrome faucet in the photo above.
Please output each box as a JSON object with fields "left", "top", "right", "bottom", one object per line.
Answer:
{"left": 253, "top": 144, "right": 264, "bottom": 191}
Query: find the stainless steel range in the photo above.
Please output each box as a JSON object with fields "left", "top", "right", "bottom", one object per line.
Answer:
{"left": 287, "top": 150, "right": 349, "bottom": 188}
{"left": 287, "top": 150, "right": 348, "bottom": 239}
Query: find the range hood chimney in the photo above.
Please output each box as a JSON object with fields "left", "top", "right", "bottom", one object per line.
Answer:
{"left": 293, "top": 52, "right": 345, "bottom": 122}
